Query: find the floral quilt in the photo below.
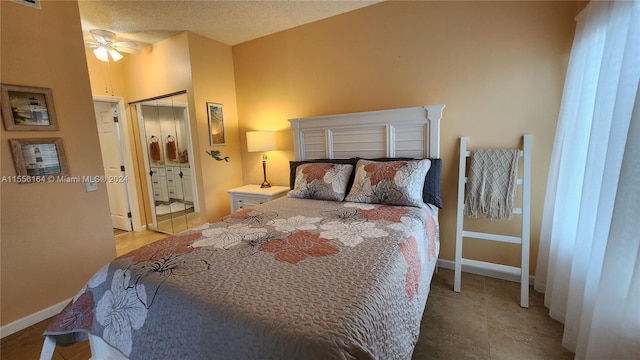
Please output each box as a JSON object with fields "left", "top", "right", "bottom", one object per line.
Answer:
{"left": 43, "top": 197, "right": 439, "bottom": 360}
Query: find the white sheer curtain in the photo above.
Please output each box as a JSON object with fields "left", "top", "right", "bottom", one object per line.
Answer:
{"left": 535, "top": 0, "right": 639, "bottom": 359}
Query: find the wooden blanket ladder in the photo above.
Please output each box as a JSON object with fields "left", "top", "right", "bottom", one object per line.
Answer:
{"left": 454, "top": 134, "right": 531, "bottom": 308}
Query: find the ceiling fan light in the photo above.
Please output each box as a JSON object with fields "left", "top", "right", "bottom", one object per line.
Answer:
{"left": 93, "top": 46, "right": 109, "bottom": 62}
{"left": 108, "top": 48, "right": 123, "bottom": 62}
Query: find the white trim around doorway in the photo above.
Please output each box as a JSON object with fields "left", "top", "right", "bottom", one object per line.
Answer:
{"left": 93, "top": 95, "right": 142, "bottom": 231}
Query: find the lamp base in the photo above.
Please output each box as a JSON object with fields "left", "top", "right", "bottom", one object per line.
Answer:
{"left": 260, "top": 157, "right": 271, "bottom": 188}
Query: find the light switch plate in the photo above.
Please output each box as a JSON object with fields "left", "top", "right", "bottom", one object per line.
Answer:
{"left": 84, "top": 179, "right": 98, "bottom": 192}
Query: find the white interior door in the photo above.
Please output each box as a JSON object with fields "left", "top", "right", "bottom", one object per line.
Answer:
{"left": 94, "top": 101, "right": 132, "bottom": 231}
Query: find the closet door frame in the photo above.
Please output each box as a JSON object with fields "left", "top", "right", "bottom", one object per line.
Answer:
{"left": 135, "top": 96, "right": 199, "bottom": 234}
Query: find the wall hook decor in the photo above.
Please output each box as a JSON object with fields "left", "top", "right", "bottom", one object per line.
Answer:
{"left": 206, "top": 150, "right": 229, "bottom": 162}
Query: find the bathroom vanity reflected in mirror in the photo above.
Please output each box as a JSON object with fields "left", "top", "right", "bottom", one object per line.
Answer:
{"left": 130, "top": 91, "right": 199, "bottom": 234}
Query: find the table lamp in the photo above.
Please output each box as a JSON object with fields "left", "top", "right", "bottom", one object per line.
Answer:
{"left": 246, "top": 131, "right": 277, "bottom": 188}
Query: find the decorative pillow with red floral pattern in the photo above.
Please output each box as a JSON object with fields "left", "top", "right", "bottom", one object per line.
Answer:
{"left": 345, "top": 159, "right": 431, "bottom": 208}
{"left": 288, "top": 163, "right": 354, "bottom": 201}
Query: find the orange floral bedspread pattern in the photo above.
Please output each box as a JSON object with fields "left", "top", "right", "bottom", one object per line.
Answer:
{"left": 44, "top": 197, "right": 439, "bottom": 359}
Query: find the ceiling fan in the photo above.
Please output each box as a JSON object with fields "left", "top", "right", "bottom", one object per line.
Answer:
{"left": 85, "top": 29, "right": 141, "bottom": 62}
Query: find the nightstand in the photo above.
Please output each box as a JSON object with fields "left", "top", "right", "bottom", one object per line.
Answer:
{"left": 227, "top": 184, "right": 290, "bottom": 212}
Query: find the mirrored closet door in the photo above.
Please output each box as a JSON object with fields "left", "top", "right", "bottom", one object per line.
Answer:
{"left": 130, "top": 91, "right": 199, "bottom": 234}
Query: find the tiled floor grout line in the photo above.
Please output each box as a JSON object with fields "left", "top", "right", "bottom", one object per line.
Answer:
{"left": 483, "top": 275, "right": 495, "bottom": 360}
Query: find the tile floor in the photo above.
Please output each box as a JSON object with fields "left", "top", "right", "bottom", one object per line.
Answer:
{"left": 412, "top": 269, "right": 573, "bottom": 359}
{"left": 2, "top": 241, "right": 572, "bottom": 359}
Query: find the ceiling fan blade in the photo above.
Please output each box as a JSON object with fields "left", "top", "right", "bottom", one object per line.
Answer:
{"left": 113, "top": 46, "right": 141, "bottom": 55}
{"left": 90, "top": 29, "right": 116, "bottom": 44}
{"left": 113, "top": 41, "right": 137, "bottom": 49}
{"left": 112, "top": 41, "right": 140, "bottom": 54}
{"left": 87, "top": 29, "right": 141, "bottom": 60}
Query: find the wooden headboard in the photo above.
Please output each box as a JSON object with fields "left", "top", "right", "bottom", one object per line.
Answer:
{"left": 289, "top": 104, "right": 445, "bottom": 160}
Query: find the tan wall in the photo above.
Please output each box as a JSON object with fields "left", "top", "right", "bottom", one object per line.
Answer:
{"left": 233, "top": 1, "right": 586, "bottom": 274}
{"left": 186, "top": 32, "right": 244, "bottom": 221}
{"left": 124, "top": 32, "right": 193, "bottom": 102}
{"left": 1, "top": 1, "right": 116, "bottom": 325}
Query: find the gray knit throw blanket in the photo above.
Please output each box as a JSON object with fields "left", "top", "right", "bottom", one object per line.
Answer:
{"left": 464, "top": 149, "right": 520, "bottom": 220}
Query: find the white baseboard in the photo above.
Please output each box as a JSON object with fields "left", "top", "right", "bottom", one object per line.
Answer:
{"left": 0, "top": 298, "right": 71, "bottom": 339}
{"left": 437, "top": 259, "right": 535, "bottom": 284}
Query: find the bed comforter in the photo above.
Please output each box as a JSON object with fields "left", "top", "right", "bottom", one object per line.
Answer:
{"left": 43, "top": 197, "right": 440, "bottom": 359}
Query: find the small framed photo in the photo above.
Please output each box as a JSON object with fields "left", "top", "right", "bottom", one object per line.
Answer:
{"left": 9, "top": 138, "right": 69, "bottom": 182}
{"left": 207, "top": 102, "right": 226, "bottom": 146}
{"left": 1, "top": 84, "right": 58, "bottom": 131}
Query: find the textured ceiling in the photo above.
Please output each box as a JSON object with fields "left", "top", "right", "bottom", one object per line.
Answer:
{"left": 79, "top": 0, "right": 380, "bottom": 47}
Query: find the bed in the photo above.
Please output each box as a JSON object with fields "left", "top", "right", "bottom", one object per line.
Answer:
{"left": 41, "top": 104, "right": 445, "bottom": 360}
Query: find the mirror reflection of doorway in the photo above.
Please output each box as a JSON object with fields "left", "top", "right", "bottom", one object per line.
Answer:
{"left": 130, "top": 91, "right": 200, "bottom": 235}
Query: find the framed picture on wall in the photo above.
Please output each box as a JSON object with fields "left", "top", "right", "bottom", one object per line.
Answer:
{"left": 9, "top": 138, "right": 69, "bottom": 183}
{"left": 1, "top": 84, "right": 58, "bottom": 131}
{"left": 207, "top": 102, "right": 226, "bottom": 146}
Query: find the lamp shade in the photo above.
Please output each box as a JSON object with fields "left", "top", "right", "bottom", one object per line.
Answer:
{"left": 246, "top": 131, "right": 276, "bottom": 152}
{"left": 93, "top": 46, "right": 124, "bottom": 62}
{"left": 93, "top": 46, "right": 109, "bottom": 62}
{"left": 108, "top": 48, "right": 123, "bottom": 62}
